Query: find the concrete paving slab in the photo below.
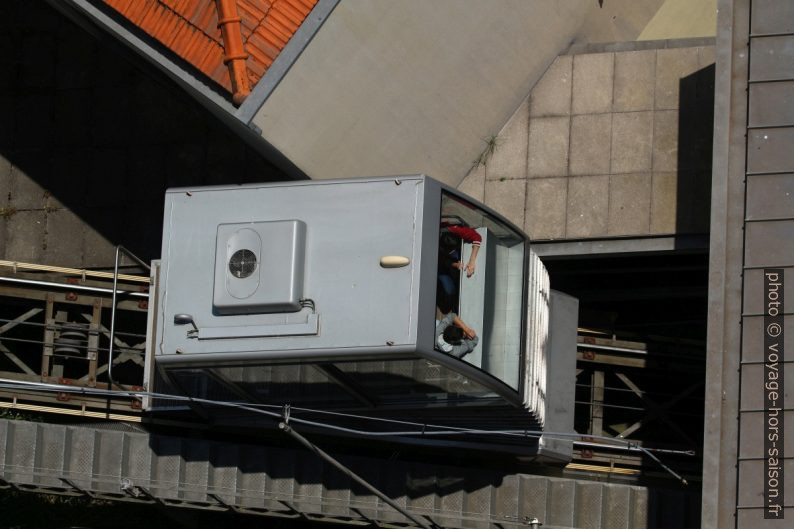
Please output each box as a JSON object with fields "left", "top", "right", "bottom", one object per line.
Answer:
{"left": 650, "top": 171, "right": 677, "bottom": 233}
{"left": 655, "top": 47, "right": 700, "bottom": 110}
{"left": 572, "top": 53, "right": 613, "bottom": 115}
{"left": 487, "top": 100, "right": 528, "bottom": 180}
{"left": 747, "top": 128, "right": 794, "bottom": 175}
{"left": 525, "top": 178, "right": 566, "bottom": 240}
{"left": 166, "top": 143, "right": 205, "bottom": 187}
{"left": 749, "top": 82, "right": 794, "bottom": 128}
{"left": 82, "top": 215, "right": 117, "bottom": 268}
{"left": 611, "top": 111, "right": 653, "bottom": 174}
{"left": 608, "top": 173, "right": 652, "bottom": 235}
{"left": 484, "top": 178, "right": 526, "bottom": 228}
{"left": 569, "top": 114, "right": 612, "bottom": 176}
{"left": 528, "top": 116, "right": 570, "bottom": 177}
{"left": 0, "top": 96, "right": 13, "bottom": 148}
{"left": 55, "top": 32, "right": 96, "bottom": 90}
{"left": 18, "top": 34, "right": 56, "bottom": 90}
{"left": 125, "top": 144, "right": 167, "bottom": 206}
{"left": 742, "top": 270, "right": 794, "bottom": 318}
{"left": 751, "top": 0, "right": 794, "bottom": 35}
{"left": 459, "top": 164, "right": 485, "bottom": 203}
{"left": 745, "top": 173, "right": 794, "bottom": 221}
{"left": 0, "top": 34, "right": 13, "bottom": 93}
{"left": 750, "top": 35, "right": 794, "bottom": 82}
{"left": 16, "top": 94, "right": 56, "bottom": 151}
{"left": 9, "top": 161, "right": 49, "bottom": 210}
{"left": 0, "top": 154, "right": 10, "bottom": 207}
{"left": 530, "top": 56, "right": 572, "bottom": 117}
{"left": 53, "top": 89, "right": 92, "bottom": 148}
{"left": 44, "top": 209, "right": 84, "bottom": 267}
{"left": 4, "top": 210, "right": 45, "bottom": 262}
{"left": 652, "top": 110, "right": 679, "bottom": 172}
{"left": 613, "top": 50, "right": 656, "bottom": 112}
{"left": 745, "top": 221, "right": 794, "bottom": 270}
{"left": 738, "top": 408, "right": 794, "bottom": 460}
{"left": 566, "top": 175, "right": 609, "bottom": 238}
{"left": 698, "top": 45, "right": 716, "bottom": 68}
{"left": 86, "top": 149, "right": 126, "bottom": 207}
{"left": 48, "top": 151, "right": 90, "bottom": 210}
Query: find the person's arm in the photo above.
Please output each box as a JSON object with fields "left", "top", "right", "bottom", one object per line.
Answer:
{"left": 445, "top": 226, "right": 481, "bottom": 277}
{"left": 452, "top": 314, "right": 476, "bottom": 339}
{"left": 445, "top": 225, "right": 482, "bottom": 245}
{"left": 465, "top": 244, "right": 479, "bottom": 277}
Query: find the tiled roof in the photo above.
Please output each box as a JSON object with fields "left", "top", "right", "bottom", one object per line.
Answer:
{"left": 102, "top": 0, "right": 317, "bottom": 98}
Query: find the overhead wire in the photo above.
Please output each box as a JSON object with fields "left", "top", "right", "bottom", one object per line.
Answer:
{"left": 0, "top": 378, "right": 693, "bottom": 484}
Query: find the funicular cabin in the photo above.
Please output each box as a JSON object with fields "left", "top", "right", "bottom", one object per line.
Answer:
{"left": 151, "top": 175, "right": 575, "bottom": 459}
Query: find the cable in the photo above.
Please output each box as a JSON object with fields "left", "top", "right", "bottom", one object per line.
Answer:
{"left": 0, "top": 378, "right": 692, "bottom": 483}
{"left": 0, "top": 317, "right": 147, "bottom": 339}
{"left": 0, "top": 335, "right": 144, "bottom": 355}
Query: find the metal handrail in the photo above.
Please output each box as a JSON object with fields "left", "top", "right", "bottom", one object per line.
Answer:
{"left": 0, "top": 259, "right": 150, "bottom": 283}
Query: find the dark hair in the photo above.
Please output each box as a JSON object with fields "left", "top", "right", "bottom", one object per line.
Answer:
{"left": 440, "top": 230, "right": 459, "bottom": 251}
{"left": 443, "top": 326, "right": 464, "bottom": 345}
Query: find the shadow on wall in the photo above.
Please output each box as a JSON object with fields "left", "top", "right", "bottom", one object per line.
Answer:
{"left": 676, "top": 63, "right": 715, "bottom": 237}
{"left": 0, "top": 1, "right": 289, "bottom": 269}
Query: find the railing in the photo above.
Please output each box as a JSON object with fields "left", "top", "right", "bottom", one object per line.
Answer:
{"left": 0, "top": 255, "right": 150, "bottom": 414}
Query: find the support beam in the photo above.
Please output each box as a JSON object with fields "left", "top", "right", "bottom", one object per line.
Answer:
{"left": 589, "top": 370, "right": 605, "bottom": 437}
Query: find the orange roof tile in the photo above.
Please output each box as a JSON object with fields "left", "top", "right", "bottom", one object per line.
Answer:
{"left": 102, "top": 0, "right": 317, "bottom": 101}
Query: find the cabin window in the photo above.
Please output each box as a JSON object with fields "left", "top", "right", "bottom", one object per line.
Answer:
{"left": 435, "top": 192, "right": 526, "bottom": 389}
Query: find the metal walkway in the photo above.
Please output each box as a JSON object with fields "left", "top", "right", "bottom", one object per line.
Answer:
{"left": 0, "top": 418, "right": 658, "bottom": 529}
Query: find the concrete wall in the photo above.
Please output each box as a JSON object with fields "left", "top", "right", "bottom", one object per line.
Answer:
{"left": 457, "top": 40, "right": 716, "bottom": 242}
{"left": 250, "top": 0, "right": 589, "bottom": 187}
{"left": 0, "top": 1, "right": 288, "bottom": 269}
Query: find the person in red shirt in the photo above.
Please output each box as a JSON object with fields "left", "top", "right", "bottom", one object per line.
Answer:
{"left": 440, "top": 223, "right": 481, "bottom": 277}
{"left": 437, "top": 222, "right": 481, "bottom": 313}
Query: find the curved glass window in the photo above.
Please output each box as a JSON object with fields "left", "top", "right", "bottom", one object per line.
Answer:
{"left": 333, "top": 358, "right": 498, "bottom": 403}
{"left": 435, "top": 192, "right": 526, "bottom": 389}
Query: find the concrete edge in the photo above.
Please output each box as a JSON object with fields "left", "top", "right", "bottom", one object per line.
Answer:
{"left": 236, "top": 0, "right": 341, "bottom": 124}
{"left": 701, "top": 0, "right": 747, "bottom": 527}
{"left": 565, "top": 36, "right": 717, "bottom": 55}
{"left": 531, "top": 235, "right": 710, "bottom": 259}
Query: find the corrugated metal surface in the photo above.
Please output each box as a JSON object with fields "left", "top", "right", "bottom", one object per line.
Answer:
{"left": 735, "top": 0, "right": 794, "bottom": 526}
{"left": 0, "top": 418, "right": 652, "bottom": 529}
{"left": 100, "top": 0, "right": 317, "bottom": 95}
{"left": 524, "top": 250, "right": 550, "bottom": 425}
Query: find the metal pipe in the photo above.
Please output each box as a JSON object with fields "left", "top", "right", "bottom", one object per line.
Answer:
{"left": 573, "top": 440, "right": 696, "bottom": 456}
{"left": 0, "top": 335, "right": 143, "bottom": 355}
{"left": 215, "top": 0, "right": 250, "bottom": 105}
{"left": 279, "top": 422, "right": 435, "bottom": 529}
{"left": 0, "top": 276, "right": 148, "bottom": 299}
{"left": 108, "top": 246, "right": 150, "bottom": 389}
{"left": 0, "top": 259, "right": 149, "bottom": 283}
{"left": 0, "top": 317, "right": 146, "bottom": 339}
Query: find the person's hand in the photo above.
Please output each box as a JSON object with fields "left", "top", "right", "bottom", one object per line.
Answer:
{"left": 452, "top": 261, "right": 464, "bottom": 270}
{"left": 465, "top": 262, "right": 476, "bottom": 277}
{"left": 462, "top": 326, "right": 476, "bottom": 339}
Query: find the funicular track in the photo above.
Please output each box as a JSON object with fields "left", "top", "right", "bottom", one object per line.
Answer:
{"left": 0, "top": 257, "right": 706, "bottom": 528}
{"left": 0, "top": 259, "right": 700, "bottom": 479}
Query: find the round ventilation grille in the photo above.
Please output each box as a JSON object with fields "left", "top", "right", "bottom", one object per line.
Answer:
{"left": 228, "top": 249, "right": 257, "bottom": 278}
